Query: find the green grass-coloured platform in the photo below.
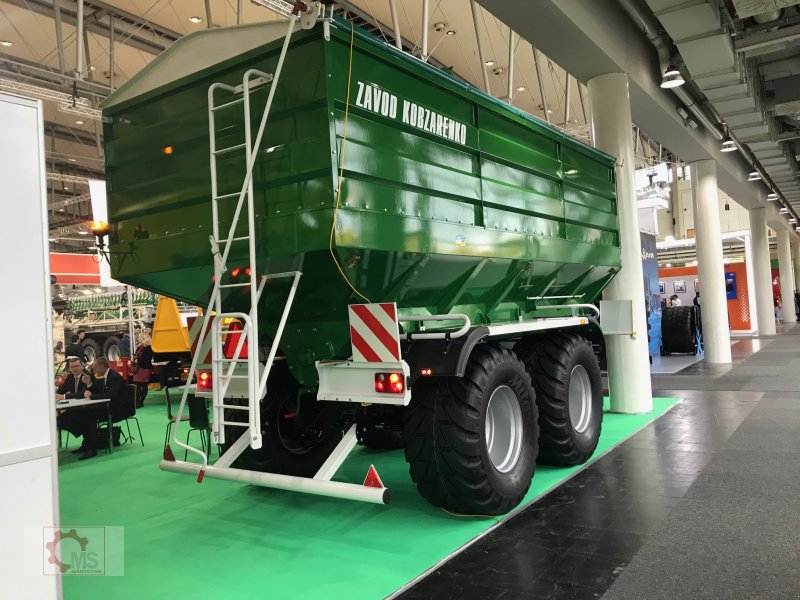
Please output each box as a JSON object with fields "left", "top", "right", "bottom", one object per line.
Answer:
{"left": 60, "top": 393, "right": 678, "bottom": 599}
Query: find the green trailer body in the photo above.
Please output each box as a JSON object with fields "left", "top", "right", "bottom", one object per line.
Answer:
{"left": 101, "top": 17, "right": 620, "bottom": 388}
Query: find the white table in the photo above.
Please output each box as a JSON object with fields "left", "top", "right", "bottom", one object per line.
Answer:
{"left": 56, "top": 397, "right": 113, "bottom": 453}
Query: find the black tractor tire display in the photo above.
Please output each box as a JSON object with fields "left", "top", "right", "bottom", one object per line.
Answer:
{"left": 403, "top": 344, "right": 539, "bottom": 515}
{"left": 103, "top": 336, "right": 122, "bottom": 362}
{"left": 82, "top": 339, "right": 100, "bottom": 365}
{"left": 661, "top": 306, "right": 697, "bottom": 354}
{"left": 220, "top": 361, "right": 343, "bottom": 477}
{"left": 516, "top": 333, "right": 603, "bottom": 466}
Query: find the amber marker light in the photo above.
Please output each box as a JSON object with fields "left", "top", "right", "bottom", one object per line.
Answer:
{"left": 90, "top": 220, "right": 111, "bottom": 236}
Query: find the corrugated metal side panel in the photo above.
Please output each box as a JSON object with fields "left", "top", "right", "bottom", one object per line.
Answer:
{"left": 326, "top": 21, "right": 620, "bottom": 268}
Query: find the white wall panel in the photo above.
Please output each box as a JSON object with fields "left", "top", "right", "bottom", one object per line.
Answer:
{"left": 0, "top": 93, "right": 60, "bottom": 599}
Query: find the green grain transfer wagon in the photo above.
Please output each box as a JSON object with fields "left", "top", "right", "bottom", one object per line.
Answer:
{"left": 102, "top": 7, "right": 621, "bottom": 514}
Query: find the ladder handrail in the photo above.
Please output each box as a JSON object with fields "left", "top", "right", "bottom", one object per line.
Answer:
{"left": 170, "top": 14, "right": 299, "bottom": 470}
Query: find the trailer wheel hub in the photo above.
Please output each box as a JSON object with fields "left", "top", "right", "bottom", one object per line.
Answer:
{"left": 569, "top": 365, "right": 592, "bottom": 434}
{"left": 484, "top": 385, "right": 524, "bottom": 473}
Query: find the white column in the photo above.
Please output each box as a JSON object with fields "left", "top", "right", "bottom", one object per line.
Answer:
{"left": 776, "top": 228, "right": 797, "bottom": 323}
{"left": 588, "top": 73, "right": 652, "bottom": 414}
{"left": 690, "top": 160, "right": 731, "bottom": 363}
{"left": 793, "top": 239, "right": 800, "bottom": 291}
{"left": 749, "top": 208, "right": 776, "bottom": 335}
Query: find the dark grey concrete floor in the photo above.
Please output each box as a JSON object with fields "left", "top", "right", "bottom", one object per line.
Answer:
{"left": 397, "top": 323, "right": 800, "bottom": 600}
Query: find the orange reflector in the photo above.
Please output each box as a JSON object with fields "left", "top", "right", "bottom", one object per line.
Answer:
{"left": 163, "top": 445, "right": 176, "bottom": 461}
{"left": 230, "top": 267, "right": 241, "bottom": 278}
{"left": 421, "top": 368, "right": 432, "bottom": 376}
{"left": 363, "top": 464, "right": 384, "bottom": 489}
{"left": 162, "top": 145, "right": 174, "bottom": 155}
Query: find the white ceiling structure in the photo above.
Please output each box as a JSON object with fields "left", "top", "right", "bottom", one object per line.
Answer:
{"left": 2, "top": 0, "right": 772, "bottom": 250}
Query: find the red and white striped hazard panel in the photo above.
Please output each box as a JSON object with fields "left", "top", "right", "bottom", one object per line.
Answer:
{"left": 187, "top": 316, "right": 214, "bottom": 368}
{"left": 348, "top": 303, "right": 402, "bottom": 363}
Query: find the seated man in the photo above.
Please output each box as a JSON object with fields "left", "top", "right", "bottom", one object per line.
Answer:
{"left": 57, "top": 357, "right": 129, "bottom": 461}
{"left": 56, "top": 359, "right": 99, "bottom": 459}
{"left": 55, "top": 357, "right": 91, "bottom": 401}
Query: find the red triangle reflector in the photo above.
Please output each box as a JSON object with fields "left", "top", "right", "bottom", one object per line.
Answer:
{"left": 363, "top": 464, "right": 384, "bottom": 489}
{"left": 163, "top": 445, "right": 176, "bottom": 461}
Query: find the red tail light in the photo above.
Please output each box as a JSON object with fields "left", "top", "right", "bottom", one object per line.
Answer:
{"left": 198, "top": 371, "right": 212, "bottom": 390}
{"left": 375, "top": 372, "right": 405, "bottom": 394}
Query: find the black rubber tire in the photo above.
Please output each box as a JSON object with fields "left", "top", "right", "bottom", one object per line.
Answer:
{"left": 403, "top": 344, "right": 538, "bottom": 515}
{"left": 662, "top": 306, "right": 696, "bottom": 354}
{"left": 82, "top": 339, "right": 100, "bottom": 365}
{"left": 517, "top": 334, "right": 603, "bottom": 466}
{"left": 220, "top": 361, "right": 343, "bottom": 477}
{"left": 103, "top": 336, "right": 122, "bottom": 362}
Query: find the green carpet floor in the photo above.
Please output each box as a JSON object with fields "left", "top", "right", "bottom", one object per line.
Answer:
{"left": 60, "top": 392, "right": 678, "bottom": 599}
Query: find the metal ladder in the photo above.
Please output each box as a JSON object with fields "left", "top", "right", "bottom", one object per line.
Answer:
{"left": 206, "top": 70, "right": 272, "bottom": 451}
{"left": 168, "top": 16, "right": 304, "bottom": 471}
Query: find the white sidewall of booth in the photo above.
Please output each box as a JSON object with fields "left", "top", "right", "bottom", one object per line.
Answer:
{"left": 0, "top": 93, "right": 61, "bottom": 599}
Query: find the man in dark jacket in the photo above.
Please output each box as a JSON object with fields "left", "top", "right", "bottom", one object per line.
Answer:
{"left": 64, "top": 334, "right": 85, "bottom": 363}
{"left": 56, "top": 358, "right": 99, "bottom": 458}
{"left": 55, "top": 358, "right": 91, "bottom": 400}
{"left": 58, "top": 357, "right": 130, "bottom": 460}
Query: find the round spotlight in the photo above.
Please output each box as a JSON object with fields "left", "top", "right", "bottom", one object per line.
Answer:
{"left": 0, "top": 40, "right": 13, "bottom": 47}
{"left": 445, "top": 29, "right": 456, "bottom": 36}
{"left": 660, "top": 65, "right": 685, "bottom": 89}
{"left": 485, "top": 59, "right": 495, "bottom": 66}
{"left": 517, "top": 85, "right": 526, "bottom": 92}
{"left": 189, "top": 15, "right": 202, "bottom": 23}
{"left": 720, "top": 136, "right": 737, "bottom": 152}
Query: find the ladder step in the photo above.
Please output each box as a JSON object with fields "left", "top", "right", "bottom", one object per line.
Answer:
{"left": 220, "top": 282, "right": 252, "bottom": 288}
{"left": 214, "top": 143, "right": 247, "bottom": 155}
{"left": 220, "top": 374, "right": 249, "bottom": 379}
{"left": 220, "top": 404, "right": 250, "bottom": 411}
{"left": 213, "top": 192, "right": 241, "bottom": 200}
{"left": 221, "top": 421, "right": 250, "bottom": 427}
{"left": 211, "top": 97, "right": 244, "bottom": 111}
{"left": 210, "top": 236, "right": 251, "bottom": 245}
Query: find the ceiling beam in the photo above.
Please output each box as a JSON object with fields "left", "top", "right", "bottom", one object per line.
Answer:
{"left": 1, "top": 0, "right": 181, "bottom": 56}
{"left": 44, "top": 120, "right": 100, "bottom": 146}
{"left": 0, "top": 52, "right": 110, "bottom": 100}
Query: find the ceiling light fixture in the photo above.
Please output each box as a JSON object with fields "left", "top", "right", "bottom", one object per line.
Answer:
{"left": 75, "top": 120, "right": 84, "bottom": 125}
{"left": 517, "top": 85, "right": 526, "bottom": 91}
{"left": 767, "top": 192, "right": 779, "bottom": 201}
{"left": 748, "top": 170, "right": 761, "bottom": 181}
{"left": 493, "top": 67, "right": 504, "bottom": 76}
{"left": 433, "top": 22, "right": 447, "bottom": 32}
{"left": 720, "top": 135, "right": 736, "bottom": 152}
{"left": 0, "top": 40, "right": 12, "bottom": 47}
{"left": 660, "top": 64, "right": 685, "bottom": 89}
{"left": 666, "top": 263, "right": 672, "bottom": 268}
{"left": 189, "top": 15, "right": 202, "bottom": 23}
{"left": 446, "top": 29, "right": 456, "bottom": 36}
{"left": 77, "top": 230, "right": 89, "bottom": 235}
{"left": 485, "top": 59, "right": 495, "bottom": 66}
{"left": 779, "top": 207, "right": 789, "bottom": 213}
